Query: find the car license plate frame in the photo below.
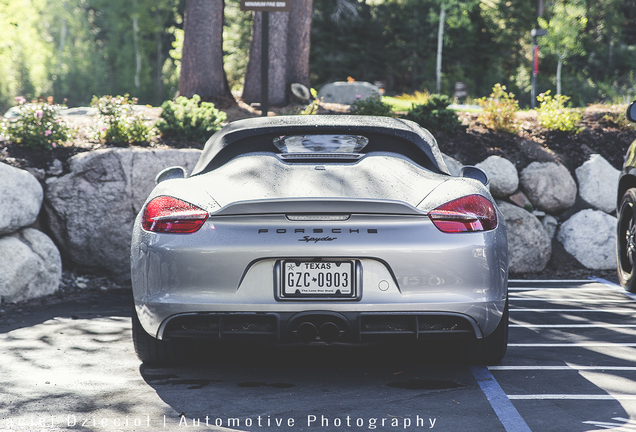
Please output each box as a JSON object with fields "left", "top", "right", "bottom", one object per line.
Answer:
{"left": 280, "top": 260, "right": 357, "bottom": 299}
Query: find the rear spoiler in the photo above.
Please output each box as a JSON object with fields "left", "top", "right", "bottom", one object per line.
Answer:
{"left": 210, "top": 198, "right": 426, "bottom": 216}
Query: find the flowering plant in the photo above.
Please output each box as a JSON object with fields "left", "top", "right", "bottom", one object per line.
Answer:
{"left": 477, "top": 84, "right": 519, "bottom": 134}
{"left": 90, "top": 95, "right": 154, "bottom": 144}
{"left": 1, "top": 96, "right": 73, "bottom": 149}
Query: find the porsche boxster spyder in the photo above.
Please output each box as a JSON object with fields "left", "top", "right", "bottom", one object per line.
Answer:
{"left": 131, "top": 115, "right": 508, "bottom": 364}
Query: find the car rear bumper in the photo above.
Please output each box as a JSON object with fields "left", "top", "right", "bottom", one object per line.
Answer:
{"left": 132, "top": 213, "right": 508, "bottom": 342}
{"left": 157, "top": 310, "right": 486, "bottom": 344}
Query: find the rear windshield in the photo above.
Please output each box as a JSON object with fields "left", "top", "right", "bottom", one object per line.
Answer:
{"left": 273, "top": 135, "right": 369, "bottom": 153}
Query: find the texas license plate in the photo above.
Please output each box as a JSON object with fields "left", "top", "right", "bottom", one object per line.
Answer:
{"left": 282, "top": 261, "right": 353, "bottom": 296}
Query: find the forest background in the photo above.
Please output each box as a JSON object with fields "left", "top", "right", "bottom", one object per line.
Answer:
{"left": 1, "top": 0, "right": 636, "bottom": 114}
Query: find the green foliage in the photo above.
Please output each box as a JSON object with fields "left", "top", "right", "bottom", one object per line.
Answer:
{"left": 349, "top": 95, "right": 394, "bottom": 117}
{"left": 401, "top": 94, "right": 465, "bottom": 132}
{"left": 90, "top": 95, "right": 154, "bottom": 144}
{"left": 538, "top": 2, "right": 587, "bottom": 62}
{"left": 156, "top": 95, "right": 227, "bottom": 144}
{"left": 1, "top": 97, "right": 74, "bottom": 149}
{"left": 223, "top": 0, "right": 253, "bottom": 92}
{"left": 535, "top": 91, "right": 583, "bottom": 133}
{"left": 477, "top": 84, "right": 519, "bottom": 133}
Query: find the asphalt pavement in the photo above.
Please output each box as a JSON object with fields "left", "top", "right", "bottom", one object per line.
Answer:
{"left": 1, "top": 279, "right": 635, "bottom": 432}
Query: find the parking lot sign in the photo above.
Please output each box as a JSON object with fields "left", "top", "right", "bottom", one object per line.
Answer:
{"left": 240, "top": 1, "right": 290, "bottom": 12}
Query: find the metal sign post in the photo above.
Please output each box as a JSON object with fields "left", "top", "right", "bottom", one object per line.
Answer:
{"left": 241, "top": 1, "right": 290, "bottom": 117}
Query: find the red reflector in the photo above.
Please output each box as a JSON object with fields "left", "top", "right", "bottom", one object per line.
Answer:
{"left": 142, "top": 196, "right": 208, "bottom": 234}
{"left": 428, "top": 195, "right": 497, "bottom": 233}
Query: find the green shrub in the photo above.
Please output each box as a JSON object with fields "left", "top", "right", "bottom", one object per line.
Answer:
{"left": 535, "top": 91, "right": 583, "bottom": 133}
{"left": 156, "top": 95, "right": 227, "bottom": 144}
{"left": 349, "top": 95, "right": 394, "bottom": 117}
{"left": 401, "top": 94, "right": 465, "bottom": 132}
{"left": 1, "top": 97, "right": 73, "bottom": 149}
{"left": 90, "top": 94, "right": 154, "bottom": 144}
{"left": 477, "top": 84, "right": 519, "bottom": 134}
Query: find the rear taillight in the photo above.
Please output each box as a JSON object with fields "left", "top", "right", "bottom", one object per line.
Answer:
{"left": 428, "top": 195, "right": 497, "bottom": 233}
{"left": 142, "top": 196, "right": 208, "bottom": 234}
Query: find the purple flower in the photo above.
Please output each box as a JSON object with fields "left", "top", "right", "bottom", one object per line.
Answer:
{"left": 35, "top": 110, "right": 43, "bottom": 119}
{"left": 45, "top": 130, "right": 52, "bottom": 136}
{"left": 356, "top": 95, "right": 362, "bottom": 99}
{"left": 52, "top": 142, "right": 57, "bottom": 148}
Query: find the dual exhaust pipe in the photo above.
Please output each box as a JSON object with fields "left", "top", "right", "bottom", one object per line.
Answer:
{"left": 296, "top": 321, "right": 341, "bottom": 344}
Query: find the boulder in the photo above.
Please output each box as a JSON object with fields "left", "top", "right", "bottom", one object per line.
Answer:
{"left": 575, "top": 154, "right": 620, "bottom": 214}
{"left": 476, "top": 155, "right": 518, "bottom": 198}
{"left": 44, "top": 148, "right": 201, "bottom": 282}
{"left": 556, "top": 209, "right": 617, "bottom": 270}
{"left": 498, "top": 201, "right": 551, "bottom": 274}
{"left": 442, "top": 154, "right": 463, "bottom": 177}
{"left": 519, "top": 161, "right": 577, "bottom": 214}
{"left": 317, "top": 81, "right": 381, "bottom": 105}
{"left": 0, "top": 162, "right": 43, "bottom": 235}
{"left": 0, "top": 228, "right": 62, "bottom": 302}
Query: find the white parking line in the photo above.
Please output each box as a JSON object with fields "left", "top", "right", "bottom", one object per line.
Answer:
{"left": 510, "top": 309, "right": 636, "bottom": 313}
{"left": 510, "top": 324, "right": 636, "bottom": 328}
{"left": 508, "top": 395, "right": 636, "bottom": 400}
{"left": 470, "top": 365, "right": 532, "bottom": 432}
{"left": 509, "top": 298, "right": 635, "bottom": 302}
{"left": 489, "top": 366, "right": 636, "bottom": 371}
{"left": 509, "top": 343, "right": 636, "bottom": 347}
{"left": 509, "top": 280, "right": 593, "bottom": 284}
{"left": 509, "top": 286, "right": 616, "bottom": 291}
{"left": 590, "top": 277, "right": 636, "bottom": 301}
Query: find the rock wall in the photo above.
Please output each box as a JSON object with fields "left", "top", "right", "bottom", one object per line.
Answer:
{"left": 0, "top": 146, "right": 621, "bottom": 301}
{"left": 43, "top": 148, "right": 201, "bottom": 283}
{"left": 0, "top": 163, "right": 61, "bottom": 302}
{"left": 470, "top": 153, "right": 619, "bottom": 274}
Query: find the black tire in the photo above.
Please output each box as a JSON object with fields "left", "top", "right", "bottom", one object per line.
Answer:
{"left": 617, "top": 188, "right": 636, "bottom": 293}
{"left": 466, "top": 299, "right": 508, "bottom": 365}
{"left": 131, "top": 306, "right": 191, "bottom": 365}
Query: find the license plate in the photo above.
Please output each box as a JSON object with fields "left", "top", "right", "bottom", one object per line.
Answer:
{"left": 282, "top": 260, "right": 353, "bottom": 297}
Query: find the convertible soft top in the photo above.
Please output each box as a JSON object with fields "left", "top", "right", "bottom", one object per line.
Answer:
{"left": 190, "top": 115, "right": 451, "bottom": 176}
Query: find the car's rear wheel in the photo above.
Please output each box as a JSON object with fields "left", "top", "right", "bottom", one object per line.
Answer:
{"left": 466, "top": 299, "right": 508, "bottom": 365}
{"left": 131, "top": 306, "right": 191, "bottom": 364}
{"left": 617, "top": 188, "right": 636, "bottom": 292}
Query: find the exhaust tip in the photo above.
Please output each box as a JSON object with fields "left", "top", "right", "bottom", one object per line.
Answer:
{"left": 319, "top": 322, "right": 340, "bottom": 344}
{"left": 296, "top": 322, "right": 318, "bottom": 343}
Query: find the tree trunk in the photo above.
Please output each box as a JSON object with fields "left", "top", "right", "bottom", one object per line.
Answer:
{"left": 132, "top": 10, "right": 141, "bottom": 89}
{"left": 556, "top": 55, "right": 563, "bottom": 95}
{"left": 243, "top": 11, "right": 289, "bottom": 106}
{"left": 436, "top": 4, "right": 446, "bottom": 94}
{"left": 243, "top": 1, "right": 313, "bottom": 107}
{"left": 155, "top": 8, "right": 164, "bottom": 105}
{"left": 287, "top": 0, "right": 313, "bottom": 88}
{"left": 179, "top": 0, "right": 234, "bottom": 106}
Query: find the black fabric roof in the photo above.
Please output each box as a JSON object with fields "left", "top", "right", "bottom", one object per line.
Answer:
{"left": 190, "top": 115, "right": 450, "bottom": 176}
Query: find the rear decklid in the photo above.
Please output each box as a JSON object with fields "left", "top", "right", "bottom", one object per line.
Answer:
{"left": 183, "top": 153, "right": 448, "bottom": 212}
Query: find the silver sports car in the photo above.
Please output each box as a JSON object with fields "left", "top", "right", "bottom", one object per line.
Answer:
{"left": 131, "top": 116, "right": 508, "bottom": 364}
